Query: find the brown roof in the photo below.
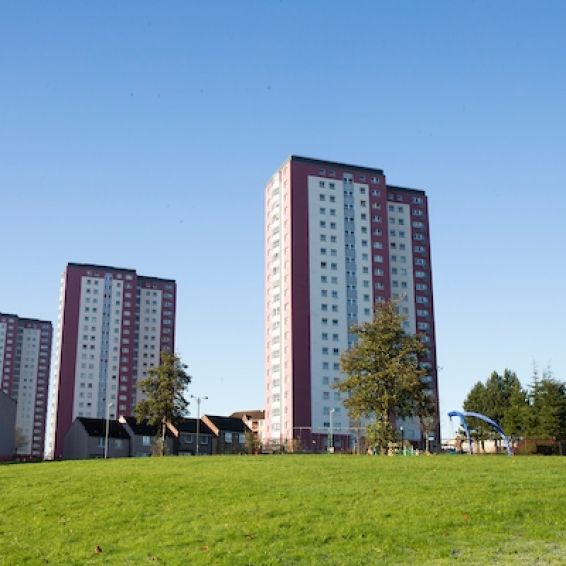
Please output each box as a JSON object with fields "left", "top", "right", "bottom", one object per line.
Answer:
{"left": 230, "top": 410, "right": 265, "bottom": 420}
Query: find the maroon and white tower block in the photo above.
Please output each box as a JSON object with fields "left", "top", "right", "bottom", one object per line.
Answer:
{"left": 264, "top": 156, "right": 439, "bottom": 451}
{"left": 45, "top": 263, "right": 176, "bottom": 459}
{"left": 0, "top": 313, "right": 52, "bottom": 458}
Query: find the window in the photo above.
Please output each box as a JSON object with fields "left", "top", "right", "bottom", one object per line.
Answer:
{"left": 224, "top": 432, "right": 232, "bottom": 443}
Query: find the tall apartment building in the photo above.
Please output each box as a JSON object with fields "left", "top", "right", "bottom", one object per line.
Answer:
{"left": 45, "top": 263, "right": 176, "bottom": 459}
{"left": 264, "top": 156, "right": 439, "bottom": 450}
{"left": 0, "top": 313, "right": 52, "bottom": 457}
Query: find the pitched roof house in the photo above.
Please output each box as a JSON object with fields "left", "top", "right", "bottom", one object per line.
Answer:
{"left": 119, "top": 416, "right": 175, "bottom": 457}
{"left": 0, "top": 391, "right": 16, "bottom": 460}
{"left": 230, "top": 410, "right": 265, "bottom": 437}
{"left": 63, "top": 417, "right": 130, "bottom": 460}
{"left": 202, "top": 415, "right": 250, "bottom": 454}
{"left": 167, "top": 418, "right": 214, "bottom": 455}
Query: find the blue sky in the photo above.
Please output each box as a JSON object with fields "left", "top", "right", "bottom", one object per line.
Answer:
{"left": 1, "top": 1, "right": 565, "bottom": 438}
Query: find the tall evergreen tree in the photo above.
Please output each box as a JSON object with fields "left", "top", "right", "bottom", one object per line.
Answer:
{"left": 335, "top": 300, "right": 433, "bottom": 453}
{"left": 528, "top": 368, "right": 566, "bottom": 440}
{"left": 134, "top": 352, "right": 192, "bottom": 455}
{"left": 462, "top": 381, "right": 491, "bottom": 446}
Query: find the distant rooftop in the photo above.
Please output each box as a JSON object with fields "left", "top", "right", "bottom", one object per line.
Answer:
{"left": 67, "top": 263, "right": 175, "bottom": 283}
{"left": 0, "top": 313, "right": 52, "bottom": 326}
{"left": 289, "top": 155, "right": 384, "bottom": 175}
{"left": 386, "top": 184, "right": 426, "bottom": 195}
{"left": 76, "top": 417, "right": 130, "bottom": 439}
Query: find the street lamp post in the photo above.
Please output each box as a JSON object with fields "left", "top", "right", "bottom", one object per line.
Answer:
{"left": 400, "top": 425, "right": 404, "bottom": 456}
{"left": 190, "top": 395, "right": 208, "bottom": 455}
{"left": 104, "top": 402, "right": 114, "bottom": 459}
{"left": 329, "top": 408, "right": 336, "bottom": 453}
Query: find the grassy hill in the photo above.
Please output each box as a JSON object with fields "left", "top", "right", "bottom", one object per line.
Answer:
{"left": 1, "top": 455, "right": 565, "bottom": 565}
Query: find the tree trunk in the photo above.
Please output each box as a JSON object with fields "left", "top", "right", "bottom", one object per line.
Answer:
{"left": 161, "top": 420, "right": 166, "bottom": 456}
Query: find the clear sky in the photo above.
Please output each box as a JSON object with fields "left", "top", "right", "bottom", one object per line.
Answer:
{"left": 1, "top": 1, "right": 565, "bottom": 438}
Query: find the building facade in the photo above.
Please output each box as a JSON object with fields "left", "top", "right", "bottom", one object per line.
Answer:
{"left": 264, "top": 156, "right": 439, "bottom": 450}
{"left": 45, "top": 263, "right": 176, "bottom": 459}
{"left": 0, "top": 313, "right": 52, "bottom": 458}
{"left": 0, "top": 390, "right": 17, "bottom": 460}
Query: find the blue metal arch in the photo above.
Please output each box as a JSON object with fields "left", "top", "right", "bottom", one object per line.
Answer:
{"left": 448, "top": 410, "right": 512, "bottom": 456}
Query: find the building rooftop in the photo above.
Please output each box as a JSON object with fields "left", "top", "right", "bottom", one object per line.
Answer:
{"left": 230, "top": 410, "right": 265, "bottom": 420}
{"left": 173, "top": 418, "right": 214, "bottom": 435}
{"left": 0, "top": 313, "right": 52, "bottom": 326}
{"left": 204, "top": 415, "right": 249, "bottom": 433}
{"left": 119, "top": 416, "right": 160, "bottom": 436}
{"left": 76, "top": 417, "right": 130, "bottom": 439}
{"left": 289, "top": 155, "right": 384, "bottom": 175}
{"left": 66, "top": 263, "right": 175, "bottom": 283}
{"left": 386, "top": 184, "right": 426, "bottom": 195}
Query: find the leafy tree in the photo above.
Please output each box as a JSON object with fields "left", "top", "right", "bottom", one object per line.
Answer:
{"left": 462, "top": 381, "right": 491, "bottom": 449}
{"left": 499, "top": 374, "right": 530, "bottom": 438}
{"left": 14, "top": 427, "right": 28, "bottom": 455}
{"left": 134, "top": 352, "right": 192, "bottom": 455}
{"left": 463, "top": 370, "right": 529, "bottom": 446}
{"left": 335, "top": 300, "right": 433, "bottom": 453}
{"left": 527, "top": 368, "right": 566, "bottom": 440}
{"left": 244, "top": 429, "right": 261, "bottom": 455}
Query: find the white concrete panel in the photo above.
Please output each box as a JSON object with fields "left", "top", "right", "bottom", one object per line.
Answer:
{"left": 308, "top": 175, "right": 349, "bottom": 435}
{"left": 0, "top": 322, "right": 6, "bottom": 386}
{"left": 135, "top": 287, "right": 163, "bottom": 404}
{"left": 387, "top": 203, "right": 416, "bottom": 333}
{"left": 15, "top": 327, "right": 41, "bottom": 454}
{"left": 72, "top": 276, "right": 105, "bottom": 419}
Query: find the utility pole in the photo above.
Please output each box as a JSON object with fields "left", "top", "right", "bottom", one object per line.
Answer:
{"left": 104, "top": 402, "right": 114, "bottom": 459}
{"left": 190, "top": 395, "right": 208, "bottom": 455}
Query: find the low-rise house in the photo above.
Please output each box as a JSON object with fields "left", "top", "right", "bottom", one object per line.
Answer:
{"left": 230, "top": 410, "right": 265, "bottom": 439}
{"left": 202, "top": 415, "right": 250, "bottom": 454}
{"left": 119, "top": 416, "right": 175, "bottom": 457}
{"left": 63, "top": 417, "right": 130, "bottom": 460}
{"left": 167, "top": 418, "right": 214, "bottom": 455}
{"left": 0, "top": 391, "right": 16, "bottom": 460}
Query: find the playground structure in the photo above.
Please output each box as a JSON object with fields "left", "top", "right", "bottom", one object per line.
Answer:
{"left": 448, "top": 410, "right": 513, "bottom": 456}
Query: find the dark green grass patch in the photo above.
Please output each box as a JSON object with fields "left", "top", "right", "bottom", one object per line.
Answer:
{"left": 1, "top": 455, "right": 565, "bottom": 564}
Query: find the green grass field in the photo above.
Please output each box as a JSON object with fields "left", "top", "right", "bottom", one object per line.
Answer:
{"left": 1, "top": 455, "right": 565, "bottom": 565}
